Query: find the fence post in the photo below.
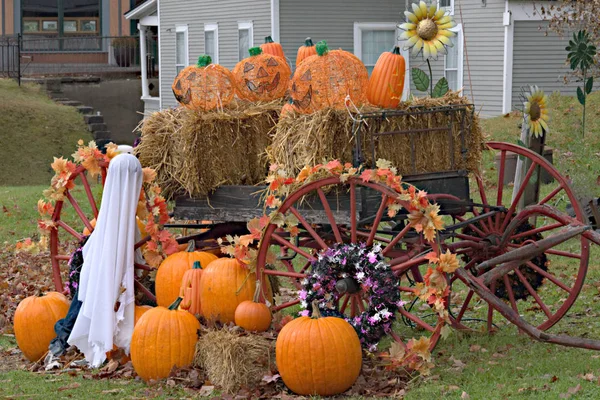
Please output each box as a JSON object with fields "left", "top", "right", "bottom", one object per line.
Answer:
{"left": 17, "top": 33, "right": 21, "bottom": 86}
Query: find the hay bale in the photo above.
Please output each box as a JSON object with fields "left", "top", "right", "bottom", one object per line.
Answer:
{"left": 268, "top": 91, "right": 485, "bottom": 177}
{"left": 135, "top": 100, "right": 281, "bottom": 199}
{"left": 194, "top": 327, "right": 275, "bottom": 393}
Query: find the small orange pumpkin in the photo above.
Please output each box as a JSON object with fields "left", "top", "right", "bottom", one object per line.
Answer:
{"left": 172, "top": 55, "right": 235, "bottom": 111}
{"left": 296, "top": 37, "right": 317, "bottom": 67}
{"left": 199, "top": 258, "right": 273, "bottom": 324}
{"left": 260, "top": 35, "right": 285, "bottom": 59}
{"left": 279, "top": 98, "right": 296, "bottom": 119}
{"left": 179, "top": 260, "right": 204, "bottom": 316}
{"left": 367, "top": 46, "right": 406, "bottom": 108}
{"left": 276, "top": 302, "right": 362, "bottom": 396}
{"left": 14, "top": 292, "right": 70, "bottom": 362}
{"left": 290, "top": 40, "right": 368, "bottom": 113}
{"left": 155, "top": 241, "right": 218, "bottom": 307}
{"left": 131, "top": 297, "right": 200, "bottom": 382}
{"left": 232, "top": 47, "right": 291, "bottom": 102}
{"left": 234, "top": 280, "right": 272, "bottom": 332}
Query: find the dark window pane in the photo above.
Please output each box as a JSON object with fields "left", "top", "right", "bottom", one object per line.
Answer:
{"left": 64, "top": 0, "right": 100, "bottom": 18}
{"left": 22, "top": 0, "right": 58, "bottom": 18}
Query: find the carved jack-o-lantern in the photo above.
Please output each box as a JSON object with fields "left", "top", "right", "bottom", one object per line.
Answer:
{"left": 232, "top": 47, "right": 291, "bottom": 102}
{"left": 172, "top": 55, "right": 235, "bottom": 111}
{"left": 289, "top": 41, "right": 369, "bottom": 114}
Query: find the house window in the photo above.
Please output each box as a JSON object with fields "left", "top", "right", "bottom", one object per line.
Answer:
{"left": 204, "top": 23, "right": 219, "bottom": 64}
{"left": 437, "top": 0, "right": 454, "bottom": 15}
{"left": 22, "top": 0, "right": 100, "bottom": 35}
{"left": 444, "top": 24, "right": 463, "bottom": 92}
{"left": 175, "top": 25, "right": 189, "bottom": 74}
{"left": 238, "top": 21, "right": 253, "bottom": 61}
{"left": 354, "top": 22, "right": 410, "bottom": 100}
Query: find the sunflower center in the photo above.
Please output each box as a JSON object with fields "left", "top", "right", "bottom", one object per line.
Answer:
{"left": 416, "top": 19, "right": 438, "bottom": 41}
{"left": 529, "top": 102, "right": 541, "bottom": 121}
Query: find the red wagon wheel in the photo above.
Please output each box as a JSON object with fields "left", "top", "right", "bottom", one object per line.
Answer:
{"left": 446, "top": 141, "right": 589, "bottom": 332}
{"left": 49, "top": 162, "right": 156, "bottom": 302}
{"left": 256, "top": 176, "right": 446, "bottom": 352}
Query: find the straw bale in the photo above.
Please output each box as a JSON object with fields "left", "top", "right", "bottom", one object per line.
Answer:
{"left": 194, "top": 327, "right": 275, "bottom": 393}
{"left": 268, "top": 91, "right": 485, "bottom": 177}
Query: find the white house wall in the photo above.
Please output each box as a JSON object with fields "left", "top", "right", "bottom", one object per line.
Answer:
{"left": 159, "top": 0, "right": 272, "bottom": 108}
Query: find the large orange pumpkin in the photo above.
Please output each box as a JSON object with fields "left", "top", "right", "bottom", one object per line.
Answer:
{"left": 106, "top": 304, "right": 153, "bottom": 363}
{"left": 155, "top": 241, "right": 218, "bottom": 307}
{"left": 296, "top": 37, "right": 317, "bottom": 67}
{"left": 131, "top": 297, "right": 200, "bottom": 382}
{"left": 199, "top": 258, "right": 273, "bottom": 324}
{"left": 232, "top": 47, "right": 291, "bottom": 102}
{"left": 179, "top": 260, "right": 204, "bottom": 316}
{"left": 276, "top": 302, "right": 362, "bottom": 396}
{"left": 290, "top": 40, "right": 369, "bottom": 113}
{"left": 234, "top": 280, "right": 272, "bottom": 332}
{"left": 171, "top": 55, "right": 235, "bottom": 111}
{"left": 14, "top": 292, "right": 70, "bottom": 362}
{"left": 260, "top": 35, "right": 285, "bottom": 59}
{"left": 366, "top": 46, "right": 406, "bottom": 108}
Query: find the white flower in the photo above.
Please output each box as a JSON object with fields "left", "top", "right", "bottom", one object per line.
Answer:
{"left": 300, "top": 300, "right": 308, "bottom": 308}
{"left": 373, "top": 243, "right": 382, "bottom": 253}
{"left": 356, "top": 272, "right": 366, "bottom": 281}
{"left": 371, "top": 313, "right": 381, "bottom": 322}
{"left": 380, "top": 309, "right": 392, "bottom": 319}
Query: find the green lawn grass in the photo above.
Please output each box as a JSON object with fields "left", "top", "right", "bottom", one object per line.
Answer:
{"left": 0, "top": 79, "right": 92, "bottom": 186}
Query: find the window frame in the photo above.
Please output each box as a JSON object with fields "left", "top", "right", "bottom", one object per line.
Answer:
{"left": 353, "top": 22, "right": 410, "bottom": 101}
{"left": 444, "top": 23, "right": 464, "bottom": 93}
{"left": 237, "top": 21, "right": 254, "bottom": 62}
{"left": 204, "top": 23, "right": 219, "bottom": 64}
{"left": 437, "top": 0, "right": 454, "bottom": 16}
{"left": 175, "top": 24, "right": 189, "bottom": 74}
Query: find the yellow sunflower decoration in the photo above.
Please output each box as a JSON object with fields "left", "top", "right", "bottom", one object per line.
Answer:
{"left": 524, "top": 86, "right": 550, "bottom": 138}
{"left": 399, "top": 1, "right": 456, "bottom": 59}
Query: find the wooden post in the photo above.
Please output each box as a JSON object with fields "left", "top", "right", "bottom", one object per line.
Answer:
{"left": 512, "top": 119, "right": 545, "bottom": 211}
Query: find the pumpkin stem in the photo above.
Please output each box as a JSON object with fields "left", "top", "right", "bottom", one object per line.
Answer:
{"left": 252, "top": 280, "right": 262, "bottom": 303}
{"left": 264, "top": 35, "right": 275, "bottom": 43}
{"left": 192, "top": 260, "right": 202, "bottom": 269}
{"left": 186, "top": 240, "right": 196, "bottom": 252}
{"left": 315, "top": 40, "right": 329, "bottom": 56}
{"left": 249, "top": 47, "right": 263, "bottom": 57}
{"left": 310, "top": 300, "right": 322, "bottom": 319}
{"left": 197, "top": 55, "right": 212, "bottom": 67}
{"left": 391, "top": 46, "right": 401, "bottom": 55}
{"left": 169, "top": 297, "right": 183, "bottom": 310}
{"left": 304, "top": 37, "right": 314, "bottom": 47}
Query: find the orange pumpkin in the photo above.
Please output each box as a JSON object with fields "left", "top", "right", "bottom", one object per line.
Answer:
{"left": 276, "top": 302, "right": 362, "bottom": 396}
{"left": 296, "top": 37, "right": 317, "bottom": 67}
{"left": 131, "top": 297, "right": 200, "bottom": 382}
{"left": 232, "top": 47, "right": 291, "bottom": 102}
{"left": 260, "top": 35, "right": 285, "bottom": 59}
{"left": 199, "top": 258, "right": 273, "bottom": 324}
{"left": 155, "top": 241, "right": 218, "bottom": 307}
{"left": 172, "top": 55, "right": 235, "bottom": 111}
{"left": 179, "top": 260, "right": 204, "bottom": 316}
{"left": 106, "top": 304, "right": 153, "bottom": 363}
{"left": 290, "top": 40, "right": 369, "bottom": 113}
{"left": 367, "top": 46, "right": 406, "bottom": 108}
{"left": 234, "top": 280, "right": 272, "bottom": 332}
{"left": 14, "top": 292, "right": 70, "bottom": 362}
{"left": 279, "top": 98, "right": 296, "bottom": 119}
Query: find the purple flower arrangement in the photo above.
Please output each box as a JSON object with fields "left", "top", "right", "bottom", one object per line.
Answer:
{"left": 63, "top": 235, "right": 89, "bottom": 298}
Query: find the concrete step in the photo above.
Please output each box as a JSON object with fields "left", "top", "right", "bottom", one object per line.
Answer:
{"left": 47, "top": 91, "right": 65, "bottom": 99}
{"left": 76, "top": 106, "right": 94, "bottom": 114}
{"left": 83, "top": 114, "right": 104, "bottom": 124}
{"left": 57, "top": 100, "right": 83, "bottom": 107}
{"left": 52, "top": 97, "right": 70, "bottom": 102}
{"left": 93, "top": 131, "right": 112, "bottom": 140}
{"left": 88, "top": 123, "right": 108, "bottom": 133}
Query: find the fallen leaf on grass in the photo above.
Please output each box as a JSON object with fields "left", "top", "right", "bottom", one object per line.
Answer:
{"left": 58, "top": 382, "right": 81, "bottom": 391}
{"left": 461, "top": 391, "right": 470, "bottom": 399}
{"left": 101, "top": 389, "right": 123, "bottom": 394}
{"left": 469, "top": 344, "right": 481, "bottom": 352}
{"left": 559, "top": 384, "right": 582, "bottom": 399}
{"left": 198, "top": 385, "right": 214, "bottom": 396}
{"left": 448, "top": 385, "right": 460, "bottom": 391}
{"left": 262, "top": 374, "right": 280, "bottom": 384}
{"left": 580, "top": 372, "right": 595, "bottom": 382}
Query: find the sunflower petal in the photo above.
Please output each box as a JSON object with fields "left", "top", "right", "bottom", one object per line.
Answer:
{"left": 400, "top": 31, "right": 416, "bottom": 40}
{"left": 437, "top": 16, "right": 453, "bottom": 25}
{"left": 433, "top": 39, "right": 446, "bottom": 53}
{"left": 539, "top": 117, "right": 549, "bottom": 133}
{"left": 412, "top": 39, "right": 424, "bottom": 56}
{"left": 405, "top": 10, "right": 419, "bottom": 23}
{"left": 412, "top": 2, "right": 424, "bottom": 19}
{"left": 434, "top": 8, "right": 446, "bottom": 20}
{"left": 437, "top": 22, "right": 457, "bottom": 30}
{"left": 419, "top": 1, "right": 429, "bottom": 19}
{"left": 405, "top": 34, "right": 420, "bottom": 48}
{"left": 524, "top": 102, "right": 530, "bottom": 113}
{"left": 399, "top": 22, "right": 417, "bottom": 31}
{"left": 428, "top": 3, "right": 438, "bottom": 18}
{"left": 437, "top": 35, "right": 452, "bottom": 46}
{"left": 423, "top": 42, "right": 431, "bottom": 59}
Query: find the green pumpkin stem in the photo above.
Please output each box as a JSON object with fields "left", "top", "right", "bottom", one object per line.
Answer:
{"left": 310, "top": 300, "right": 322, "bottom": 319}
{"left": 186, "top": 240, "right": 196, "bottom": 252}
{"left": 315, "top": 40, "right": 329, "bottom": 56}
{"left": 169, "top": 297, "right": 183, "bottom": 310}
{"left": 304, "top": 37, "right": 314, "bottom": 47}
{"left": 391, "top": 46, "right": 401, "bottom": 55}
{"left": 197, "top": 55, "right": 212, "bottom": 67}
{"left": 192, "top": 260, "right": 202, "bottom": 269}
{"left": 253, "top": 280, "right": 262, "bottom": 303}
{"left": 249, "top": 47, "right": 263, "bottom": 57}
{"left": 264, "top": 35, "right": 275, "bottom": 43}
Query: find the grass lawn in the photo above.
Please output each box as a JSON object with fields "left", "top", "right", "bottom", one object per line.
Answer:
{"left": 0, "top": 79, "right": 92, "bottom": 186}
{"left": 0, "top": 88, "right": 599, "bottom": 398}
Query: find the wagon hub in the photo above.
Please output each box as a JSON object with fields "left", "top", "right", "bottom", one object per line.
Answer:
{"left": 335, "top": 277, "right": 361, "bottom": 295}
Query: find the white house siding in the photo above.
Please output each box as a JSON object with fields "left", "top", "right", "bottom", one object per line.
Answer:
{"left": 511, "top": 21, "right": 578, "bottom": 109}
{"left": 159, "top": 0, "right": 272, "bottom": 108}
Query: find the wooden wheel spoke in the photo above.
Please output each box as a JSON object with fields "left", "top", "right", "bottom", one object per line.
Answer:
{"left": 56, "top": 220, "right": 83, "bottom": 241}
{"left": 134, "top": 262, "right": 153, "bottom": 271}
{"left": 503, "top": 274, "right": 519, "bottom": 314}
{"left": 539, "top": 184, "right": 565, "bottom": 206}
{"left": 263, "top": 269, "right": 307, "bottom": 279}
{"left": 513, "top": 268, "right": 553, "bottom": 318}
{"left": 367, "top": 195, "right": 388, "bottom": 246}
{"left": 495, "top": 150, "right": 507, "bottom": 230}
{"left": 340, "top": 227, "right": 391, "bottom": 243}
{"left": 390, "top": 256, "right": 428, "bottom": 274}
{"left": 299, "top": 260, "right": 312, "bottom": 274}
{"left": 475, "top": 174, "right": 492, "bottom": 232}
{"left": 510, "top": 222, "right": 565, "bottom": 240}
{"left": 455, "top": 216, "right": 487, "bottom": 238}
{"left": 289, "top": 207, "right": 328, "bottom": 250}
{"left": 134, "top": 235, "right": 151, "bottom": 250}
{"left": 356, "top": 295, "right": 366, "bottom": 313}
{"left": 454, "top": 290, "right": 474, "bottom": 323}
{"left": 487, "top": 280, "right": 496, "bottom": 332}
{"left": 350, "top": 182, "right": 357, "bottom": 243}
{"left": 134, "top": 279, "right": 156, "bottom": 302}
{"left": 350, "top": 296, "right": 358, "bottom": 317}
{"left": 525, "top": 261, "right": 572, "bottom": 294}
{"left": 317, "top": 188, "right": 343, "bottom": 243}
{"left": 397, "top": 306, "right": 435, "bottom": 332}
{"left": 65, "top": 191, "right": 94, "bottom": 232}
{"left": 382, "top": 224, "right": 411, "bottom": 256}
{"left": 273, "top": 299, "right": 300, "bottom": 312}
{"left": 270, "top": 233, "right": 316, "bottom": 261}
{"left": 544, "top": 249, "right": 582, "bottom": 259}
{"left": 340, "top": 294, "right": 350, "bottom": 314}
{"left": 502, "top": 161, "right": 538, "bottom": 231}
{"left": 78, "top": 172, "right": 99, "bottom": 218}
